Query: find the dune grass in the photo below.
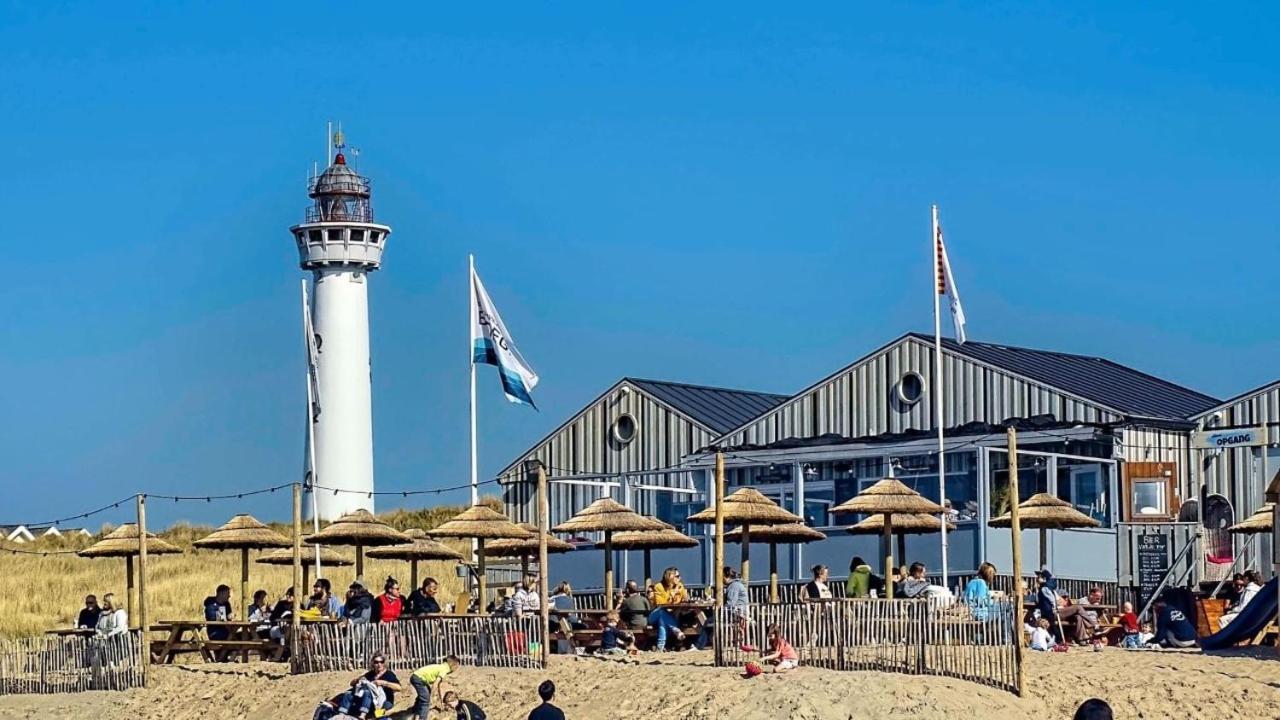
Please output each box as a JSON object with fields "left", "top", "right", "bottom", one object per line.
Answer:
{"left": 0, "top": 499, "right": 500, "bottom": 641}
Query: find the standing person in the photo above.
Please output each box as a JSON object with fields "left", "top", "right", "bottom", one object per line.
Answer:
{"left": 95, "top": 593, "right": 128, "bottom": 637}
{"left": 204, "top": 585, "right": 234, "bottom": 640}
{"left": 76, "top": 595, "right": 101, "bottom": 630}
{"left": 802, "top": 564, "right": 833, "bottom": 601}
{"left": 409, "top": 655, "right": 460, "bottom": 720}
{"left": 442, "top": 691, "right": 487, "bottom": 720}
{"left": 407, "top": 577, "right": 442, "bottom": 616}
{"left": 724, "top": 567, "right": 751, "bottom": 649}
{"left": 1034, "top": 569, "right": 1058, "bottom": 625}
{"left": 376, "top": 577, "right": 404, "bottom": 623}
{"left": 647, "top": 567, "right": 689, "bottom": 651}
{"left": 1118, "top": 601, "right": 1141, "bottom": 648}
{"left": 527, "top": 679, "right": 565, "bottom": 720}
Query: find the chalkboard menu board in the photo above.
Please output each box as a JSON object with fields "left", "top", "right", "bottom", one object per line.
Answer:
{"left": 1136, "top": 533, "right": 1170, "bottom": 609}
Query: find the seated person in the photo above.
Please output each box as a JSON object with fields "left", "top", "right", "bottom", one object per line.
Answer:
{"left": 1053, "top": 593, "right": 1099, "bottom": 644}
{"left": 1218, "top": 570, "right": 1263, "bottom": 629}
{"left": 899, "top": 563, "right": 952, "bottom": 606}
{"left": 549, "top": 581, "right": 583, "bottom": 629}
{"left": 1029, "top": 618, "right": 1054, "bottom": 651}
{"left": 77, "top": 595, "right": 102, "bottom": 630}
{"left": 802, "top": 564, "right": 834, "bottom": 601}
{"left": 1150, "top": 596, "right": 1197, "bottom": 649}
{"left": 442, "top": 691, "right": 487, "bottom": 720}
{"left": 618, "top": 581, "right": 651, "bottom": 635}
{"left": 597, "top": 612, "right": 634, "bottom": 657}
{"left": 406, "top": 577, "right": 442, "bottom": 616}
{"left": 316, "top": 654, "right": 402, "bottom": 720}
{"left": 344, "top": 579, "right": 374, "bottom": 625}
{"left": 203, "top": 584, "right": 234, "bottom": 642}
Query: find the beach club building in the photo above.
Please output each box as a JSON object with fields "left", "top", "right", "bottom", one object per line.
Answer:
{"left": 498, "top": 333, "right": 1280, "bottom": 591}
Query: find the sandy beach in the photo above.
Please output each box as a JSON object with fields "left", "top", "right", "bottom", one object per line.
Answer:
{"left": 1, "top": 648, "right": 1276, "bottom": 720}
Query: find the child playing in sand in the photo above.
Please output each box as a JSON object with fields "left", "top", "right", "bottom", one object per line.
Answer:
{"left": 1118, "top": 601, "right": 1141, "bottom": 649}
{"left": 1138, "top": 621, "right": 1155, "bottom": 646}
{"left": 597, "top": 612, "right": 633, "bottom": 657}
{"left": 759, "top": 623, "right": 799, "bottom": 672}
{"left": 1029, "top": 618, "right": 1054, "bottom": 651}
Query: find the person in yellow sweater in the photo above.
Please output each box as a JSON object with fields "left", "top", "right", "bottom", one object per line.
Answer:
{"left": 647, "top": 567, "right": 689, "bottom": 651}
{"left": 409, "top": 655, "right": 459, "bottom": 720}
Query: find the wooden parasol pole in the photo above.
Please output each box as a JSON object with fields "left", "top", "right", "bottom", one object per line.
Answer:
{"left": 355, "top": 543, "right": 364, "bottom": 581}
{"left": 643, "top": 549, "right": 653, "bottom": 591}
{"left": 136, "top": 494, "right": 150, "bottom": 687}
{"left": 714, "top": 451, "right": 726, "bottom": 609}
{"left": 476, "top": 538, "right": 488, "bottom": 615}
{"left": 1007, "top": 426, "right": 1026, "bottom": 696}
{"left": 768, "top": 543, "right": 779, "bottom": 604}
{"left": 126, "top": 557, "right": 136, "bottom": 618}
{"left": 536, "top": 461, "right": 550, "bottom": 668}
{"left": 897, "top": 531, "right": 907, "bottom": 571}
{"left": 291, "top": 483, "right": 303, "bottom": 671}
{"left": 604, "top": 530, "right": 615, "bottom": 603}
{"left": 411, "top": 559, "right": 420, "bottom": 592}
{"left": 1039, "top": 528, "right": 1048, "bottom": 572}
{"left": 241, "top": 548, "right": 250, "bottom": 621}
{"left": 740, "top": 524, "right": 752, "bottom": 589}
{"left": 883, "top": 514, "right": 894, "bottom": 600}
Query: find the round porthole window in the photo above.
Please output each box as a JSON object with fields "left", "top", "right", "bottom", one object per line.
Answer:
{"left": 896, "top": 371, "right": 926, "bottom": 406}
{"left": 611, "top": 414, "right": 638, "bottom": 446}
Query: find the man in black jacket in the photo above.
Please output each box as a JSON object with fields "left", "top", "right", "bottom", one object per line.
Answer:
{"left": 442, "top": 691, "right": 486, "bottom": 720}
{"left": 407, "top": 577, "right": 443, "bottom": 615}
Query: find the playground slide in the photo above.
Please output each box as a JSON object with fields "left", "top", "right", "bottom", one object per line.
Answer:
{"left": 1200, "top": 578, "right": 1278, "bottom": 651}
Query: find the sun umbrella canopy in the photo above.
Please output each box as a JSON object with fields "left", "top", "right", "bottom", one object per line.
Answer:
{"left": 193, "top": 514, "right": 292, "bottom": 550}
{"left": 1228, "top": 503, "right": 1275, "bottom": 535}
{"left": 847, "top": 513, "right": 955, "bottom": 535}
{"left": 257, "top": 546, "right": 354, "bottom": 567}
{"left": 687, "top": 488, "right": 804, "bottom": 526}
{"left": 724, "top": 522, "right": 826, "bottom": 544}
{"left": 308, "top": 509, "right": 411, "bottom": 547}
{"left": 77, "top": 523, "right": 183, "bottom": 558}
{"left": 552, "top": 498, "right": 668, "bottom": 534}
{"left": 427, "top": 505, "right": 533, "bottom": 540}
{"left": 987, "top": 493, "right": 1102, "bottom": 530}
{"left": 599, "top": 521, "right": 699, "bottom": 550}
{"left": 367, "top": 529, "right": 466, "bottom": 561}
{"left": 484, "top": 524, "right": 574, "bottom": 558}
{"left": 831, "top": 478, "right": 945, "bottom": 516}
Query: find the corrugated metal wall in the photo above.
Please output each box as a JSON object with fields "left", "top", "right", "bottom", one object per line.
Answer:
{"left": 1197, "top": 383, "right": 1280, "bottom": 518}
{"left": 716, "top": 336, "right": 1121, "bottom": 447}
{"left": 498, "top": 381, "right": 713, "bottom": 525}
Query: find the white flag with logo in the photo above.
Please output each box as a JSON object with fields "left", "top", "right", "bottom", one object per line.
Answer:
{"left": 935, "top": 223, "right": 968, "bottom": 344}
{"left": 471, "top": 266, "right": 539, "bottom": 407}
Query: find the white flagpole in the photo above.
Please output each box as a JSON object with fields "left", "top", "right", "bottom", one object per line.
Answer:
{"left": 932, "top": 204, "right": 950, "bottom": 590}
{"left": 301, "top": 280, "right": 322, "bottom": 579}
{"left": 469, "top": 255, "right": 479, "bottom": 507}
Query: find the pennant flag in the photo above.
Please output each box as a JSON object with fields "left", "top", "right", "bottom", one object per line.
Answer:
{"left": 934, "top": 222, "right": 968, "bottom": 344}
{"left": 471, "top": 267, "right": 539, "bottom": 407}
{"left": 303, "top": 289, "right": 322, "bottom": 423}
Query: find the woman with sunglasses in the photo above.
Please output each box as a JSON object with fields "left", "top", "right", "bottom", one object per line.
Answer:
{"left": 646, "top": 567, "right": 689, "bottom": 651}
{"left": 327, "top": 654, "right": 403, "bottom": 719}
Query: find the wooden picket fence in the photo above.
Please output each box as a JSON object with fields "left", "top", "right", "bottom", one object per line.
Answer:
{"left": 294, "top": 616, "right": 543, "bottom": 674}
{"left": 0, "top": 632, "right": 144, "bottom": 695}
{"left": 715, "top": 598, "right": 1020, "bottom": 693}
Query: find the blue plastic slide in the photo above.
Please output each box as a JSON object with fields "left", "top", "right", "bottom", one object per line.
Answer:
{"left": 1200, "top": 578, "right": 1278, "bottom": 651}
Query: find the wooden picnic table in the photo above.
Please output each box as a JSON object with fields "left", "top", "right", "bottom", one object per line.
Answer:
{"left": 150, "top": 620, "right": 284, "bottom": 664}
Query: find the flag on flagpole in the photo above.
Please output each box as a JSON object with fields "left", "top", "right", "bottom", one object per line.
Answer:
{"left": 302, "top": 284, "right": 322, "bottom": 423}
{"left": 471, "top": 266, "right": 539, "bottom": 407}
{"left": 934, "top": 222, "right": 968, "bottom": 344}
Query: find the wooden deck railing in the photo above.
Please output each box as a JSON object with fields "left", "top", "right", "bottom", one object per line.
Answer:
{"left": 293, "top": 616, "right": 544, "bottom": 674}
{"left": 0, "top": 632, "right": 143, "bottom": 695}
{"left": 714, "top": 599, "right": 1020, "bottom": 693}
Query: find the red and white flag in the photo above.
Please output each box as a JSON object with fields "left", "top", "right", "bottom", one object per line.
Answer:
{"left": 934, "top": 220, "right": 967, "bottom": 344}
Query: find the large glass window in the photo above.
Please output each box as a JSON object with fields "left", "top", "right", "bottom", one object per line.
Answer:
{"left": 1056, "top": 458, "right": 1112, "bottom": 526}
{"left": 890, "top": 452, "right": 979, "bottom": 522}
{"left": 989, "top": 450, "right": 1049, "bottom": 517}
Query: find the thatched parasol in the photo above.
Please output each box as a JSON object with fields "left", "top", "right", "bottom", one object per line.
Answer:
{"left": 688, "top": 487, "right": 802, "bottom": 587}
{"left": 988, "top": 493, "right": 1101, "bottom": 569}
{"left": 553, "top": 497, "right": 666, "bottom": 601}
{"left": 725, "top": 523, "right": 826, "bottom": 603}
{"left": 848, "top": 513, "right": 955, "bottom": 579}
{"left": 428, "top": 505, "right": 532, "bottom": 614}
{"left": 598, "top": 520, "right": 698, "bottom": 589}
{"left": 1228, "top": 503, "right": 1275, "bottom": 535}
{"left": 366, "top": 529, "right": 465, "bottom": 590}
{"left": 78, "top": 524, "right": 182, "bottom": 615}
{"left": 484, "top": 524, "right": 573, "bottom": 579}
{"left": 830, "top": 478, "right": 943, "bottom": 599}
{"left": 257, "top": 545, "right": 353, "bottom": 589}
{"left": 307, "top": 509, "right": 411, "bottom": 580}
{"left": 194, "top": 514, "right": 292, "bottom": 618}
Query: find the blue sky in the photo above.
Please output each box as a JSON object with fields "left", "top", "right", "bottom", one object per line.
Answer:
{"left": 2, "top": 3, "right": 1277, "bottom": 529}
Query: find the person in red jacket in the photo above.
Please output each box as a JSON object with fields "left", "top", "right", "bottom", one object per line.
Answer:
{"left": 375, "top": 577, "right": 403, "bottom": 623}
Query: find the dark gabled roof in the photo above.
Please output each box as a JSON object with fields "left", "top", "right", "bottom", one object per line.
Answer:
{"left": 1188, "top": 378, "right": 1280, "bottom": 420}
{"left": 625, "top": 378, "right": 790, "bottom": 435}
{"left": 906, "top": 333, "right": 1220, "bottom": 420}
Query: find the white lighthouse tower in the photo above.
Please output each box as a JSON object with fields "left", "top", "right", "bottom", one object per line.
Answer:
{"left": 291, "top": 129, "right": 391, "bottom": 520}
